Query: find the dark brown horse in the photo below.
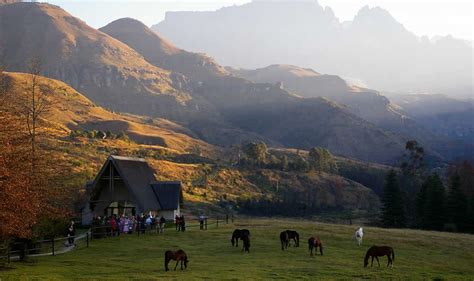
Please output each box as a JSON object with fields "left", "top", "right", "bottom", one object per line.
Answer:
{"left": 231, "top": 229, "right": 250, "bottom": 247}
{"left": 364, "top": 246, "right": 394, "bottom": 268}
{"left": 308, "top": 237, "right": 323, "bottom": 256}
{"left": 280, "top": 230, "right": 299, "bottom": 250}
{"left": 164, "top": 249, "right": 189, "bottom": 271}
{"left": 241, "top": 232, "right": 250, "bottom": 253}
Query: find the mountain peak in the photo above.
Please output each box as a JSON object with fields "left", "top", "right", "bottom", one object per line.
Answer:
{"left": 101, "top": 17, "right": 180, "bottom": 56}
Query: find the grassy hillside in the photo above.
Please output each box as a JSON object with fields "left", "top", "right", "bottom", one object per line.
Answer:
{"left": 2, "top": 218, "right": 473, "bottom": 279}
{"left": 4, "top": 71, "right": 380, "bottom": 216}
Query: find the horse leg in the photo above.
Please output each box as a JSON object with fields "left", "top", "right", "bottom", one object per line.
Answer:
{"left": 376, "top": 256, "right": 380, "bottom": 267}
{"left": 165, "top": 259, "right": 169, "bottom": 271}
{"left": 371, "top": 256, "right": 374, "bottom": 267}
{"left": 174, "top": 261, "right": 179, "bottom": 271}
{"left": 181, "top": 260, "right": 184, "bottom": 270}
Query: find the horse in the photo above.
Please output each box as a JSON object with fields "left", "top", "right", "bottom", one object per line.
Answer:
{"left": 364, "top": 246, "right": 394, "bottom": 268}
{"left": 231, "top": 229, "right": 250, "bottom": 247}
{"left": 164, "top": 249, "right": 189, "bottom": 271}
{"left": 354, "top": 227, "right": 363, "bottom": 246}
{"left": 280, "top": 230, "right": 299, "bottom": 250}
{"left": 241, "top": 233, "right": 250, "bottom": 253}
{"left": 286, "top": 230, "right": 300, "bottom": 247}
{"left": 308, "top": 237, "right": 323, "bottom": 256}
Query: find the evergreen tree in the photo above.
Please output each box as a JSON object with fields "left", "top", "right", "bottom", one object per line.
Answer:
{"left": 417, "top": 174, "right": 446, "bottom": 230}
{"left": 446, "top": 173, "right": 468, "bottom": 232}
{"left": 381, "top": 170, "right": 406, "bottom": 228}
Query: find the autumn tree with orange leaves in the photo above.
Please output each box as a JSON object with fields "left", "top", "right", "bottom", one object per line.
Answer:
{"left": 0, "top": 63, "right": 71, "bottom": 241}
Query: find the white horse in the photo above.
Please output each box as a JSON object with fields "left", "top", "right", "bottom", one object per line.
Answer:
{"left": 354, "top": 227, "right": 363, "bottom": 246}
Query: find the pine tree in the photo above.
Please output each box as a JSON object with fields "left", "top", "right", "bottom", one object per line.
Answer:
{"left": 417, "top": 174, "right": 446, "bottom": 230}
{"left": 381, "top": 170, "right": 406, "bottom": 228}
{"left": 446, "top": 173, "right": 468, "bottom": 232}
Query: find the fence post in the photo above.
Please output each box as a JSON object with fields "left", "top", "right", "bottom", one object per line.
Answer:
{"left": 205, "top": 218, "right": 208, "bottom": 230}
{"left": 226, "top": 214, "right": 229, "bottom": 224}
{"left": 216, "top": 216, "right": 219, "bottom": 228}
{"left": 51, "top": 238, "right": 55, "bottom": 256}
{"left": 86, "top": 231, "right": 89, "bottom": 248}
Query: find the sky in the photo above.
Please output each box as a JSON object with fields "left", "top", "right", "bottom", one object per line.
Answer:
{"left": 47, "top": 0, "right": 473, "bottom": 41}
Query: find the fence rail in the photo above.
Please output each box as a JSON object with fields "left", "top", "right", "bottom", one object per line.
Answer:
{"left": 0, "top": 231, "right": 91, "bottom": 263}
{"left": 0, "top": 214, "right": 235, "bottom": 265}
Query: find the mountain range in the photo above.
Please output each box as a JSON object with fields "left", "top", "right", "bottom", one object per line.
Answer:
{"left": 0, "top": 1, "right": 472, "bottom": 165}
{"left": 152, "top": 0, "right": 473, "bottom": 97}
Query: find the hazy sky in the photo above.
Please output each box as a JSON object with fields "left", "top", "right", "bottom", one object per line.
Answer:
{"left": 47, "top": 0, "right": 473, "bottom": 41}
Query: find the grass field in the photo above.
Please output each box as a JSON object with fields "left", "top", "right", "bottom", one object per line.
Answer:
{"left": 1, "top": 218, "right": 473, "bottom": 280}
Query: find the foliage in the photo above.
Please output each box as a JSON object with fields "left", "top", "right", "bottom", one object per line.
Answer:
{"left": 0, "top": 66, "right": 72, "bottom": 240}
{"left": 445, "top": 173, "right": 468, "bottom": 232}
{"left": 416, "top": 173, "right": 445, "bottom": 231}
{"left": 242, "top": 142, "right": 267, "bottom": 166}
{"left": 308, "top": 147, "right": 338, "bottom": 173}
{"left": 380, "top": 170, "right": 406, "bottom": 228}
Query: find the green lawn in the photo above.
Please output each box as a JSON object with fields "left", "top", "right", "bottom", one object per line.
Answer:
{"left": 1, "top": 218, "right": 473, "bottom": 280}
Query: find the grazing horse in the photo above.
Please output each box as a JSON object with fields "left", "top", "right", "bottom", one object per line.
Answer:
{"left": 280, "top": 230, "right": 299, "bottom": 250}
{"left": 354, "top": 227, "right": 363, "bottom": 246}
{"left": 286, "top": 230, "right": 300, "bottom": 247}
{"left": 308, "top": 237, "right": 323, "bottom": 256}
{"left": 364, "top": 246, "right": 394, "bottom": 268}
{"left": 231, "top": 229, "right": 250, "bottom": 247}
{"left": 241, "top": 233, "right": 250, "bottom": 253}
{"left": 164, "top": 249, "right": 189, "bottom": 271}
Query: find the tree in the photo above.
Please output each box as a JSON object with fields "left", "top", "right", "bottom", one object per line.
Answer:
{"left": 381, "top": 170, "right": 406, "bottom": 228}
{"left": 20, "top": 57, "right": 53, "bottom": 172}
{"left": 0, "top": 64, "right": 73, "bottom": 241}
{"left": 243, "top": 142, "right": 267, "bottom": 166}
{"left": 399, "top": 140, "right": 427, "bottom": 226}
{"left": 308, "top": 147, "right": 338, "bottom": 173}
{"left": 445, "top": 173, "right": 468, "bottom": 231}
{"left": 416, "top": 174, "right": 445, "bottom": 230}
{"left": 0, "top": 67, "right": 42, "bottom": 239}
{"left": 280, "top": 155, "right": 289, "bottom": 171}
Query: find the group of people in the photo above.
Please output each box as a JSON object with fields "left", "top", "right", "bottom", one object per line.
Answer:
{"left": 175, "top": 215, "right": 186, "bottom": 232}
{"left": 91, "top": 214, "right": 167, "bottom": 237}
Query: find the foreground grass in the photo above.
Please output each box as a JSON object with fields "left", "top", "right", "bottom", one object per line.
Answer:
{"left": 1, "top": 218, "right": 473, "bottom": 280}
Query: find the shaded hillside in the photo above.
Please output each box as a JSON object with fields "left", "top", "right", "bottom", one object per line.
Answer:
{"left": 153, "top": 1, "right": 472, "bottom": 97}
{"left": 0, "top": 2, "right": 203, "bottom": 121}
{"left": 229, "top": 64, "right": 443, "bottom": 150}
{"left": 99, "top": 18, "right": 228, "bottom": 81}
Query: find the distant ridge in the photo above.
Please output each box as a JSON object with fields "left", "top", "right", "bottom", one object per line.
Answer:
{"left": 153, "top": 0, "right": 473, "bottom": 96}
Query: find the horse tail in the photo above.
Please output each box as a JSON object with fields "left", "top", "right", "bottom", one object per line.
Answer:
{"left": 296, "top": 232, "right": 300, "bottom": 247}
{"left": 391, "top": 248, "right": 395, "bottom": 262}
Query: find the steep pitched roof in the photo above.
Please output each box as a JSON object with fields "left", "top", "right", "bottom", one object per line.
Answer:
{"left": 91, "top": 155, "right": 160, "bottom": 211}
{"left": 151, "top": 181, "right": 182, "bottom": 210}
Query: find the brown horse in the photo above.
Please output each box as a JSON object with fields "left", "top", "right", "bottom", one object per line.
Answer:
{"left": 308, "top": 237, "right": 323, "bottom": 256}
{"left": 164, "top": 249, "right": 189, "bottom": 271}
{"left": 364, "top": 246, "right": 394, "bottom": 268}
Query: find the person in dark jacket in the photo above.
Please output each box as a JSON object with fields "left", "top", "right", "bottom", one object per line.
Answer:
{"left": 180, "top": 215, "right": 186, "bottom": 232}
{"left": 67, "top": 221, "right": 75, "bottom": 246}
